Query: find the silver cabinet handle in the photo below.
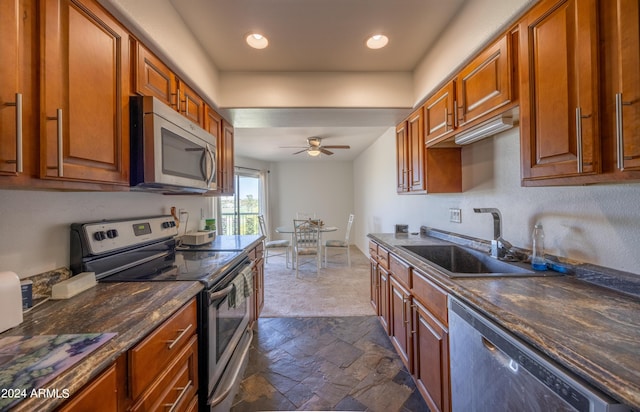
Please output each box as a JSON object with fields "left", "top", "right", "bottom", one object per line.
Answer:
{"left": 47, "top": 109, "right": 64, "bottom": 176}
{"left": 615, "top": 93, "right": 633, "bottom": 171}
{"left": 3, "top": 93, "right": 23, "bottom": 172}
{"left": 166, "top": 323, "right": 193, "bottom": 350}
{"left": 575, "top": 107, "right": 584, "bottom": 174}
{"left": 163, "top": 379, "right": 192, "bottom": 412}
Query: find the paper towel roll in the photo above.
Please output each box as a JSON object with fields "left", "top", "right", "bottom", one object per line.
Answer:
{"left": 0, "top": 271, "right": 23, "bottom": 333}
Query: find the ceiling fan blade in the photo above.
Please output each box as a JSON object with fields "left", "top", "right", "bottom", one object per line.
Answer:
{"left": 320, "top": 148, "right": 334, "bottom": 155}
{"left": 292, "top": 149, "right": 307, "bottom": 155}
{"left": 322, "top": 145, "right": 351, "bottom": 149}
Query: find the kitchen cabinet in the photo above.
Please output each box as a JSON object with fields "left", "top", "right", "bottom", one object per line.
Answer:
{"left": 396, "top": 108, "right": 462, "bottom": 194}
{"left": 455, "top": 33, "right": 515, "bottom": 129}
{"left": 600, "top": 0, "right": 640, "bottom": 177}
{"left": 58, "top": 364, "right": 117, "bottom": 412}
{"left": 389, "top": 275, "right": 412, "bottom": 371}
{"left": 134, "top": 42, "right": 176, "bottom": 107}
{"left": 369, "top": 240, "right": 390, "bottom": 333}
{"left": 519, "top": 0, "right": 601, "bottom": 183}
{"left": 128, "top": 298, "right": 198, "bottom": 410}
{"left": 210, "top": 119, "right": 235, "bottom": 196}
{"left": 133, "top": 42, "right": 206, "bottom": 128}
{"left": 41, "top": 0, "right": 131, "bottom": 185}
{"left": 0, "top": 0, "right": 23, "bottom": 176}
{"left": 424, "top": 81, "right": 456, "bottom": 146}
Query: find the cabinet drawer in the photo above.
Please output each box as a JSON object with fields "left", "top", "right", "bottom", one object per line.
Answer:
{"left": 411, "top": 269, "right": 448, "bottom": 326}
{"left": 130, "top": 299, "right": 197, "bottom": 399}
{"left": 368, "top": 240, "right": 378, "bottom": 258}
{"left": 131, "top": 335, "right": 198, "bottom": 412}
{"left": 377, "top": 246, "right": 390, "bottom": 270}
{"left": 389, "top": 254, "right": 411, "bottom": 288}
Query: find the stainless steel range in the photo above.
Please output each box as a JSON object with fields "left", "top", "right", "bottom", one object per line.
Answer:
{"left": 70, "top": 215, "right": 254, "bottom": 411}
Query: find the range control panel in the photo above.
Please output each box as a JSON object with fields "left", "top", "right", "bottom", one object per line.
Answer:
{"left": 81, "top": 215, "right": 178, "bottom": 255}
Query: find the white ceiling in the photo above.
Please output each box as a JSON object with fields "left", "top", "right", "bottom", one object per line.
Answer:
{"left": 169, "top": 0, "right": 468, "bottom": 162}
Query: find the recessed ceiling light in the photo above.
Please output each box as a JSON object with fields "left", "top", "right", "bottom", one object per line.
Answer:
{"left": 366, "top": 34, "right": 389, "bottom": 49}
{"left": 246, "top": 33, "right": 269, "bottom": 49}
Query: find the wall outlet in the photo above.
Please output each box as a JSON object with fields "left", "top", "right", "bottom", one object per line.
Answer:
{"left": 449, "top": 208, "right": 462, "bottom": 223}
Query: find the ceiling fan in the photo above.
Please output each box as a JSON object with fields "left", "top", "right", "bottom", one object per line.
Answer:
{"left": 281, "top": 137, "right": 351, "bottom": 157}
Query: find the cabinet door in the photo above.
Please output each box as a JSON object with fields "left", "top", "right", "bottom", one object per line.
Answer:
{"left": 59, "top": 364, "right": 118, "bottom": 412}
{"left": 135, "top": 43, "right": 177, "bottom": 108}
{"left": 519, "top": 0, "right": 600, "bottom": 181}
{"left": 390, "top": 276, "right": 411, "bottom": 371}
{"left": 0, "top": 0, "right": 22, "bottom": 175}
{"left": 424, "top": 81, "right": 456, "bottom": 146}
{"left": 413, "top": 300, "right": 450, "bottom": 412}
{"left": 369, "top": 257, "right": 379, "bottom": 313}
{"left": 614, "top": 0, "right": 640, "bottom": 171}
{"left": 395, "top": 121, "right": 408, "bottom": 193}
{"left": 42, "top": 0, "right": 129, "bottom": 184}
{"left": 221, "top": 121, "right": 235, "bottom": 195}
{"left": 407, "top": 108, "right": 425, "bottom": 192}
{"left": 456, "top": 34, "right": 513, "bottom": 127}
{"left": 378, "top": 265, "right": 390, "bottom": 334}
{"left": 177, "top": 80, "right": 204, "bottom": 127}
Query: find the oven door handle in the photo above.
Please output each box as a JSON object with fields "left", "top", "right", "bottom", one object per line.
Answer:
{"left": 98, "top": 251, "right": 171, "bottom": 278}
{"left": 209, "top": 284, "right": 234, "bottom": 301}
{"left": 208, "top": 327, "right": 253, "bottom": 407}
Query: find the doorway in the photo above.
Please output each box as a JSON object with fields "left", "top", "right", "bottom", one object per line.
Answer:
{"left": 218, "top": 169, "right": 263, "bottom": 235}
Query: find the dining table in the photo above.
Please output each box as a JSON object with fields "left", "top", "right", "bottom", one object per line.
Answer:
{"left": 275, "top": 224, "right": 338, "bottom": 268}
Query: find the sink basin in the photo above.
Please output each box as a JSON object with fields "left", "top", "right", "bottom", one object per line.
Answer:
{"left": 399, "top": 244, "right": 536, "bottom": 277}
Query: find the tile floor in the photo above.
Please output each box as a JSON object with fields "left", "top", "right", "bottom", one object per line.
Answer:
{"left": 231, "top": 316, "right": 430, "bottom": 412}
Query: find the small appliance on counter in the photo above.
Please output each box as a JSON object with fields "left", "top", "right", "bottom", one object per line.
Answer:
{"left": 395, "top": 224, "right": 409, "bottom": 234}
{"left": 0, "top": 271, "right": 23, "bottom": 333}
{"left": 181, "top": 230, "right": 216, "bottom": 246}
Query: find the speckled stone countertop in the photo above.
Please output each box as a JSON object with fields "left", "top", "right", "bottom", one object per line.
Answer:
{"left": 369, "top": 232, "right": 640, "bottom": 410}
{"left": 0, "top": 281, "right": 203, "bottom": 411}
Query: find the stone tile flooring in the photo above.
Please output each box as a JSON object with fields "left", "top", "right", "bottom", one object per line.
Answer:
{"left": 231, "top": 316, "right": 430, "bottom": 411}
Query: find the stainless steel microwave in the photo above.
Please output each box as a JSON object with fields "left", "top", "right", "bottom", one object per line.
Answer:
{"left": 130, "top": 96, "right": 217, "bottom": 194}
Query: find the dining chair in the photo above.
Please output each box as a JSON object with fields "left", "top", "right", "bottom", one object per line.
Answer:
{"left": 324, "top": 213, "right": 354, "bottom": 267}
{"left": 258, "top": 215, "right": 290, "bottom": 268}
{"left": 292, "top": 219, "right": 321, "bottom": 278}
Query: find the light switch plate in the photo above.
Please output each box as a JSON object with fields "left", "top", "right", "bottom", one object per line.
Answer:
{"left": 449, "top": 208, "right": 462, "bottom": 223}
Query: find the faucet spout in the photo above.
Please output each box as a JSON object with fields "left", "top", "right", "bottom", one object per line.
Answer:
{"left": 473, "top": 208, "right": 502, "bottom": 240}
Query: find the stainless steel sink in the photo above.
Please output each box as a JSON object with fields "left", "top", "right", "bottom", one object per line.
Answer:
{"left": 399, "top": 244, "right": 538, "bottom": 277}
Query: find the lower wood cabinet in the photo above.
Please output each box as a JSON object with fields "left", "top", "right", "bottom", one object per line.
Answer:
{"left": 369, "top": 244, "right": 451, "bottom": 412}
{"left": 58, "top": 364, "right": 117, "bottom": 412}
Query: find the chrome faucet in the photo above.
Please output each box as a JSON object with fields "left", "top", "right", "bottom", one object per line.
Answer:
{"left": 473, "top": 208, "right": 513, "bottom": 259}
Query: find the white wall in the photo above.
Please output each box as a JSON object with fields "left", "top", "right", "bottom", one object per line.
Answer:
{"left": 0, "top": 190, "right": 212, "bottom": 279}
{"left": 353, "top": 128, "right": 640, "bottom": 275}
{"left": 267, "top": 161, "right": 354, "bottom": 243}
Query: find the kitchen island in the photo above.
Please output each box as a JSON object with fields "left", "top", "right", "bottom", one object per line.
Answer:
{"left": 368, "top": 231, "right": 640, "bottom": 410}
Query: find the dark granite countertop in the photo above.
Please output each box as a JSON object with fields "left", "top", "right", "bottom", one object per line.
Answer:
{"left": 0, "top": 281, "right": 203, "bottom": 411}
{"left": 178, "top": 234, "right": 263, "bottom": 251}
{"left": 368, "top": 232, "right": 640, "bottom": 410}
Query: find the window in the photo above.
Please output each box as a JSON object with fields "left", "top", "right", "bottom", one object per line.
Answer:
{"left": 218, "top": 169, "right": 264, "bottom": 235}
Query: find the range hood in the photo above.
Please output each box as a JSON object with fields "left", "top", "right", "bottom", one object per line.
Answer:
{"left": 454, "top": 114, "right": 514, "bottom": 145}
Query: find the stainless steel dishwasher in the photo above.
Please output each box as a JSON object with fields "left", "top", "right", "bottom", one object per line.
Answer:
{"left": 448, "top": 296, "right": 630, "bottom": 412}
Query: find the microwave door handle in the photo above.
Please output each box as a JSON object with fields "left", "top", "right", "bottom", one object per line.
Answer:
{"left": 206, "top": 145, "right": 216, "bottom": 187}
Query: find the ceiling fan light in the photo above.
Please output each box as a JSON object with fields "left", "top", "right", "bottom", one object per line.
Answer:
{"left": 246, "top": 33, "right": 269, "bottom": 49}
{"left": 307, "top": 149, "right": 321, "bottom": 157}
{"left": 366, "top": 34, "right": 388, "bottom": 49}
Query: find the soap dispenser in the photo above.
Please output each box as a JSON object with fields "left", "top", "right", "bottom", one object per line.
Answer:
{"left": 531, "top": 223, "right": 546, "bottom": 271}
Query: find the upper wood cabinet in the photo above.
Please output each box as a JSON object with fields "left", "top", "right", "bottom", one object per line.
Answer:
{"left": 396, "top": 107, "right": 462, "bottom": 194}
{"left": 456, "top": 34, "right": 514, "bottom": 128}
{"left": 0, "top": 0, "right": 23, "bottom": 176}
{"left": 133, "top": 43, "right": 206, "bottom": 128}
{"left": 41, "top": 0, "right": 130, "bottom": 185}
{"left": 424, "top": 81, "right": 456, "bottom": 146}
{"left": 601, "top": 0, "right": 640, "bottom": 176}
{"left": 519, "top": 0, "right": 600, "bottom": 182}
{"left": 134, "top": 43, "right": 176, "bottom": 108}
{"left": 220, "top": 120, "right": 235, "bottom": 195}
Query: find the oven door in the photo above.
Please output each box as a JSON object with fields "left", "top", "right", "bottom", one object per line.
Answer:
{"left": 206, "top": 259, "right": 253, "bottom": 404}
